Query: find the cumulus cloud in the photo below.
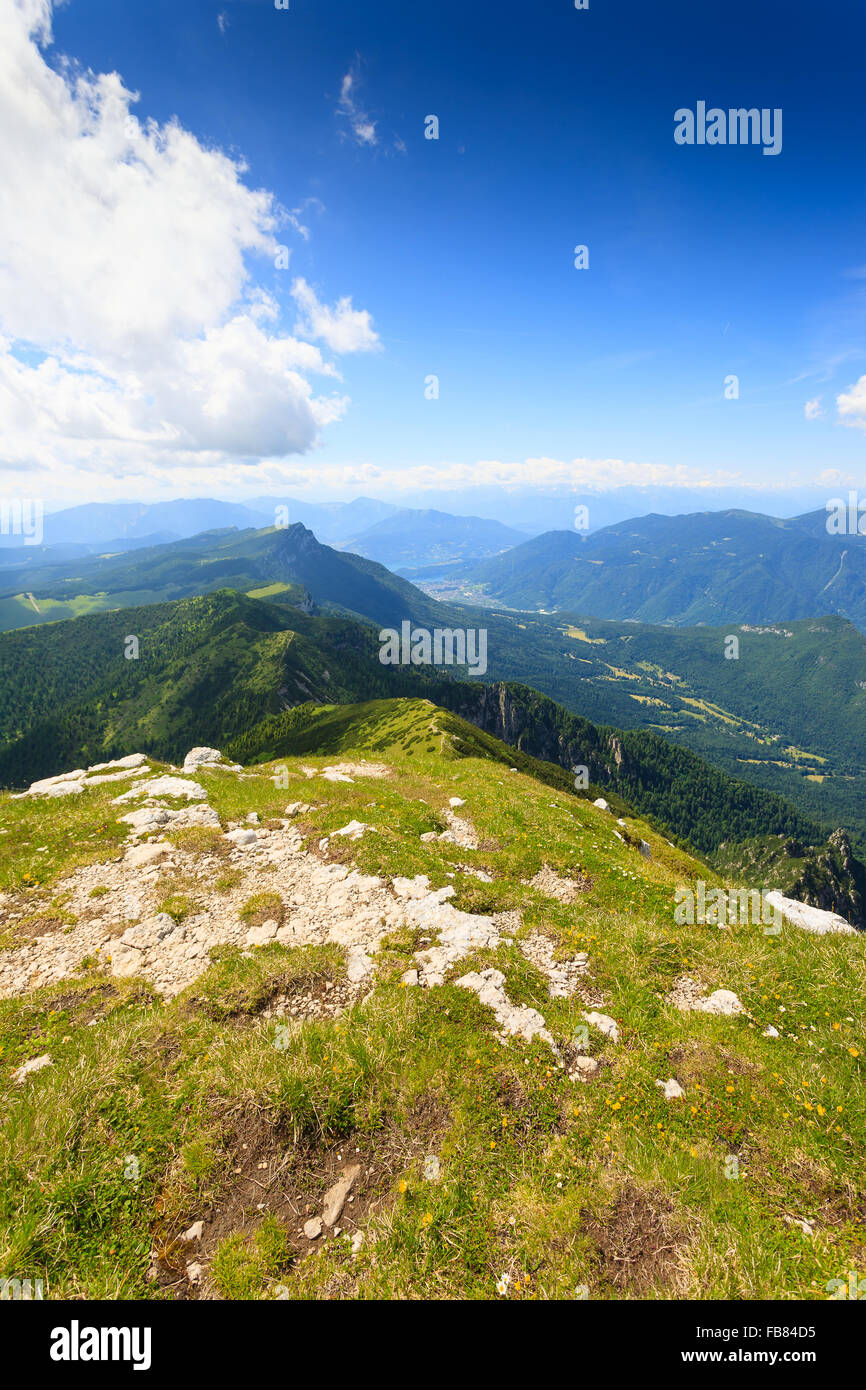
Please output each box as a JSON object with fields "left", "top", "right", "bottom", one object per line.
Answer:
{"left": 0, "top": 0, "right": 377, "bottom": 480}
{"left": 804, "top": 397, "right": 824, "bottom": 420}
{"left": 337, "top": 61, "right": 377, "bottom": 146}
{"left": 291, "top": 278, "right": 380, "bottom": 354}
{"left": 836, "top": 375, "right": 866, "bottom": 430}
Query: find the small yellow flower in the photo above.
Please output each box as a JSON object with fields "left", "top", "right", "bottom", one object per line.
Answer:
{"left": 421, "top": 1212, "right": 432, "bottom": 1228}
{"left": 398, "top": 1179, "right": 408, "bottom": 1193}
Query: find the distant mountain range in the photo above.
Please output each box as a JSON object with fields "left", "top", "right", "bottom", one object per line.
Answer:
{"left": 3, "top": 516, "right": 866, "bottom": 845}
{"left": 432, "top": 508, "right": 866, "bottom": 630}
{"left": 1, "top": 496, "right": 528, "bottom": 570}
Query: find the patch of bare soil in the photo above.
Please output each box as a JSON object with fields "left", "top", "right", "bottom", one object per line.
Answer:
{"left": 583, "top": 1183, "right": 689, "bottom": 1296}
{"left": 151, "top": 1093, "right": 449, "bottom": 1299}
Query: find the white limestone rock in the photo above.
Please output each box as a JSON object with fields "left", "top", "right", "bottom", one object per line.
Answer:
{"left": 764, "top": 891, "right": 856, "bottom": 936}
{"left": 456, "top": 967, "right": 554, "bottom": 1046}
{"left": 13, "top": 1053, "right": 52, "bottom": 1083}
{"left": 582, "top": 1010, "right": 620, "bottom": 1043}
{"left": 656, "top": 1077, "right": 684, "bottom": 1100}
{"left": 182, "top": 747, "right": 241, "bottom": 774}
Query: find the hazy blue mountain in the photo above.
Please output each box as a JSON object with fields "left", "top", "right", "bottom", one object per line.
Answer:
{"left": 0, "top": 498, "right": 273, "bottom": 550}
{"left": 238, "top": 495, "right": 399, "bottom": 543}
{"left": 345, "top": 508, "right": 524, "bottom": 568}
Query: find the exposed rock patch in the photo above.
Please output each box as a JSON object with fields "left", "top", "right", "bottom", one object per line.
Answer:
{"left": 525, "top": 865, "right": 588, "bottom": 902}
{"left": 519, "top": 931, "right": 589, "bottom": 997}
{"left": 668, "top": 976, "right": 745, "bottom": 1016}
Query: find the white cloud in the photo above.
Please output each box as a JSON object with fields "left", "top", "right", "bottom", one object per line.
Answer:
{"left": 836, "top": 375, "right": 866, "bottom": 430}
{"left": 217, "top": 11, "right": 229, "bottom": 34}
{"left": 337, "top": 61, "right": 377, "bottom": 146}
{"left": 0, "top": 0, "right": 377, "bottom": 482}
{"left": 291, "top": 278, "right": 380, "bottom": 354}
{"left": 190, "top": 455, "right": 749, "bottom": 497}
{"left": 804, "top": 397, "right": 824, "bottom": 420}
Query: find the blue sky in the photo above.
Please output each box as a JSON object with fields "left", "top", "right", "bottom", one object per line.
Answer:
{"left": 2, "top": 0, "right": 866, "bottom": 517}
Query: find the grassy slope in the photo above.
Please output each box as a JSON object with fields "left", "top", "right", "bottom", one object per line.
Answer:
{"left": 0, "top": 700, "right": 862, "bottom": 1301}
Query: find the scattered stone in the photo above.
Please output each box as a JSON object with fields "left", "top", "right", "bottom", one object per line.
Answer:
{"left": 669, "top": 977, "right": 745, "bottom": 1016}
{"left": 449, "top": 797, "right": 466, "bottom": 808}
{"left": 582, "top": 1010, "right": 619, "bottom": 1042}
{"left": 14, "top": 769, "right": 86, "bottom": 798}
{"left": 655, "top": 1078, "right": 684, "bottom": 1100}
{"left": 185, "top": 1262, "right": 203, "bottom": 1285}
{"left": 570, "top": 1055, "right": 601, "bottom": 1081}
{"left": 333, "top": 820, "right": 369, "bottom": 840}
{"left": 783, "top": 1215, "right": 815, "bottom": 1237}
{"left": 246, "top": 920, "right": 279, "bottom": 947}
{"left": 85, "top": 767, "right": 149, "bottom": 787}
{"left": 593, "top": 798, "right": 611, "bottom": 812}
{"left": 763, "top": 1025, "right": 780, "bottom": 1039}
{"left": 124, "top": 841, "right": 170, "bottom": 869}
{"left": 437, "top": 810, "right": 480, "bottom": 850}
{"left": 120, "top": 914, "right": 176, "bottom": 949}
{"left": 89, "top": 754, "right": 148, "bottom": 772}
{"left": 423, "top": 1155, "right": 440, "bottom": 1182}
{"left": 322, "top": 1166, "right": 361, "bottom": 1228}
{"left": 225, "top": 828, "right": 258, "bottom": 847}
{"left": 303, "top": 1217, "right": 323, "bottom": 1240}
{"left": 182, "top": 747, "right": 242, "bottom": 774}
{"left": 346, "top": 946, "right": 375, "bottom": 983}
{"left": 351, "top": 1231, "right": 364, "bottom": 1255}
{"left": 13, "top": 1053, "right": 52, "bottom": 1083}
{"left": 181, "top": 1220, "right": 204, "bottom": 1243}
